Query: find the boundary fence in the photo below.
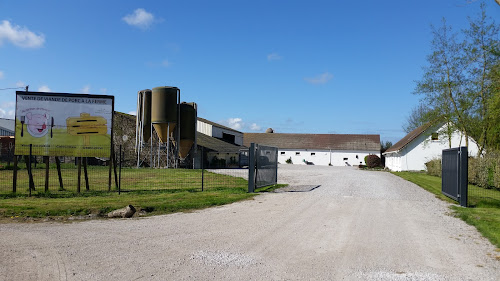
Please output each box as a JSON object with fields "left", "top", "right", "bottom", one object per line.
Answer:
{"left": 0, "top": 144, "right": 249, "bottom": 197}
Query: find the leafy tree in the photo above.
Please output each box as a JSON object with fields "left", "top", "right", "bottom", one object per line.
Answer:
{"left": 402, "top": 103, "right": 433, "bottom": 133}
{"left": 414, "top": 5, "right": 499, "bottom": 153}
{"left": 462, "top": 3, "right": 499, "bottom": 154}
{"left": 415, "top": 18, "right": 470, "bottom": 146}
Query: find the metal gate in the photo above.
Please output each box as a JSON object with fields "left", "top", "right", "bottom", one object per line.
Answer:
{"left": 248, "top": 143, "right": 278, "bottom": 192}
{"left": 442, "top": 146, "right": 468, "bottom": 207}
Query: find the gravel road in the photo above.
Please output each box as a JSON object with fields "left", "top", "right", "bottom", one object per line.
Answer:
{"left": 1, "top": 165, "right": 499, "bottom": 280}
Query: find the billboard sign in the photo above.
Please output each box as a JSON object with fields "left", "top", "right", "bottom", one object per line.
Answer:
{"left": 15, "top": 91, "right": 114, "bottom": 157}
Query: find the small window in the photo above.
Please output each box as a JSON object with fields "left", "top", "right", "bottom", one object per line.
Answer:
{"left": 296, "top": 152, "right": 300, "bottom": 156}
{"left": 356, "top": 155, "right": 359, "bottom": 159}
{"left": 431, "top": 132, "right": 439, "bottom": 140}
{"left": 281, "top": 152, "right": 285, "bottom": 155}
{"left": 311, "top": 152, "right": 315, "bottom": 156}
{"left": 343, "top": 157, "right": 348, "bottom": 161}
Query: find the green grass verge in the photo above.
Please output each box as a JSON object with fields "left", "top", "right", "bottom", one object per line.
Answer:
{"left": 0, "top": 187, "right": 256, "bottom": 220}
{"left": 394, "top": 172, "right": 500, "bottom": 249}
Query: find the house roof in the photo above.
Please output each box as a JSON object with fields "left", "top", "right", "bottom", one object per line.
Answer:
{"left": 243, "top": 133, "right": 380, "bottom": 151}
{"left": 197, "top": 117, "right": 242, "bottom": 134}
{"left": 197, "top": 132, "right": 243, "bottom": 153}
{"left": 384, "top": 122, "right": 434, "bottom": 154}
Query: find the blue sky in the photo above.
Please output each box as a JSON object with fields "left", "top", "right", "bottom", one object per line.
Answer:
{"left": 1, "top": 0, "right": 499, "bottom": 143}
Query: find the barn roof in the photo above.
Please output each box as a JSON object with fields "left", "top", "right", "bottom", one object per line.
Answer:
{"left": 384, "top": 122, "right": 434, "bottom": 154}
{"left": 243, "top": 133, "right": 380, "bottom": 151}
{"left": 197, "top": 132, "right": 242, "bottom": 153}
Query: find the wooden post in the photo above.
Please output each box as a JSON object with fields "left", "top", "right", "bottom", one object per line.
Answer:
{"left": 83, "top": 157, "right": 89, "bottom": 191}
{"left": 12, "top": 155, "right": 18, "bottom": 193}
{"left": 77, "top": 157, "right": 81, "bottom": 193}
{"left": 24, "top": 155, "right": 35, "bottom": 193}
{"left": 113, "top": 149, "right": 118, "bottom": 189}
{"left": 108, "top": 149, "right": 112, "bottom": 191}
{"left": 55, "top": 157, "right": 64, "bottom": 190}
{"left": 44, "top": 156, "right": 49, "bottom": 192}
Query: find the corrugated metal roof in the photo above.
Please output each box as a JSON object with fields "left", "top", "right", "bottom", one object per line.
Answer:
{"left": 0, "top": 118, "right": 15, "bottom": 131}
{"left": 243, "top": 133, "right": 380, "bottom": 151}
{"left": 197, "top": 132, "right": 243, "bottom": 153}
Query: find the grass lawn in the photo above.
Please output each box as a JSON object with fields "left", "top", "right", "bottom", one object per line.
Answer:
{"left": 394, "top": 172, "right": 500, "bottom": 249}
{"left": 0, "top": 165, "right": 287, "bottom": 221}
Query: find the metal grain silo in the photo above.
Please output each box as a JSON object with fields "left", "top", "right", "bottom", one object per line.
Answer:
{"left": 136, "top": 89, "right": 152, "bottom": 143}
{"left": 151, "top": 86, "right": 179, "bottom": 143}
{"left": 179, "top": 102, "right": 197, "bottom": 159}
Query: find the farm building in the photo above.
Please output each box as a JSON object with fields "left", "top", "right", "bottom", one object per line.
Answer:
{"left": 0, "top": 118, "right": 14, "bottom": 136}
{"left": 243, "top": 131, "right": 380, "bottom": 166}
{"left": 383, "top": 123, "right": 480, "bottom": 172}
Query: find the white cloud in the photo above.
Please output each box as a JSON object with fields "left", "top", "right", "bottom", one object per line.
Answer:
{"left": 0, "top": 70, "right": 4, "bottom": 79}
{"left": 250, "top": 123, "right": 261, "bottom": 131}
{"left": 128, "top": 111, "right": 137, "bottom": 116}
{"left": 0, "top": 101, "right": 15, "bottom": 119}
{"left": 227, "top": 118, "right": 243, "bottom": 130}
{"left": 81, "top": 85, "right": 91, "bottom": 94}
{"left": 100, "top": 88, "right": 108, "bottom": 94}
{"left": 16, "top": 81, "right": 25, "bottom": 87}
{"left": 123, "top": 8, "right": 155, "bottom": 30}
{"left": 267, "top": 53, "right": 282, "bottom": 61}
{"left": 38, "top": 85, "right": 51, "bottom": 92}
{"left": 0, "top": 20, "right": 45, "bottom": 48}
{"left": 304, "top": 72, "right": 333, "bottom": 85}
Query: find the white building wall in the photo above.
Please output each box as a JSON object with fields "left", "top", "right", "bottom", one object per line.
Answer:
{"left": 278, "top": 149, "right": 380, "bottom": 166}
{"left": 197, "top": 120, "right": 212, "bottom": 137}
{"left": 212, "top": 126, "right": 243, "bottom": 146}
{"left": 385, "top": 126, "right": 479, "bottom": 172}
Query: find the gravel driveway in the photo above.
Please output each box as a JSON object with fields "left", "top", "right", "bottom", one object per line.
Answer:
{"left": 1, "top": 165, "right": 499, "bottom": 280}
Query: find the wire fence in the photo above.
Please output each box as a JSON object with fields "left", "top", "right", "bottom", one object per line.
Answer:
{"left": 0, "top": 145, "right": 249, "bottom": 197}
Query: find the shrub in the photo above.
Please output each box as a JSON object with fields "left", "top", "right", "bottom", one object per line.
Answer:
{"left": 365, "top": 154, "right": 381, "bottom": 168}
{"left": 285, "top": 157, "right": 293, "bottom": 164}
{"left": 425, "top": 159, "right": 441, "bottom": 177}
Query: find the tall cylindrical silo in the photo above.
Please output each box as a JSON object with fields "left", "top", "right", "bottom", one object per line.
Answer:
{"left": 151, "top": 86, "right": 178, "bottom": 143}
{"left": 179, "top": 102, "right": 197, "bottom": 159}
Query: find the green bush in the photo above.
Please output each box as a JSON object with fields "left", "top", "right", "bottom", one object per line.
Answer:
{"left": 425, "top": 159, "right": 442, "bottom": 177}
{"left": 365, "top": 155, "right": 381, "bottom": 168}
{"left": 285, "top": 157, "right": 293, "bottom": 164}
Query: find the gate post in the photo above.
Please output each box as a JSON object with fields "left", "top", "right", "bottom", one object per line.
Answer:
{"left": 248, "top": 143, "right": 256, "bottom": 193}
{"left": 458, "top": 146, "right": 468, "bottom": 207}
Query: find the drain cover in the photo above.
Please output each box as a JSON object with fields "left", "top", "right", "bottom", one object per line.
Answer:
{"left": 274, "top": 185, "right": 320, "bottom": 192}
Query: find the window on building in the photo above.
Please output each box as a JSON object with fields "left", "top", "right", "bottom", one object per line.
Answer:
{"left": 311, "top": 152, "right": 315, "bottom": 156}
{"left": 431, "top": 132, "right": 439, "bottom": 140}
{"left": 343, "top": 157, "right": 348, "bottom": 161}
{"left": 222, "top": 133, "right": 236, "bottom": 144}
{"left": 296, "top": 152, "right": 300, "bottom": 155}
{"left": 356, "top": 155, "right": 359, "bottom": 159}
{"left": 281, "top": 152, "right": 285, "bottom": 155}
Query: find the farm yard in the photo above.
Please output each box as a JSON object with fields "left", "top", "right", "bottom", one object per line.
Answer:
{"left": 0, "top": 165, "right": 499, "bottom": 280}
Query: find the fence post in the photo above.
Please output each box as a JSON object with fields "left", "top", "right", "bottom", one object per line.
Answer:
{"left": 119, "top": 145, "right": 122, "bottom": 195}
{"left": 248, "top": 143, "right": 256, "bottom": 193}
{"left": 44, "top": 156, "right": 49, "bottom": 192}
{"left": 28, "top": 145, "right": 33, "bottom": 196}
{"left": 201, "top": 146, "right": 204, "bottom": 191}
{"left": 12, "top": 155, "right": 18, "bottom": 193}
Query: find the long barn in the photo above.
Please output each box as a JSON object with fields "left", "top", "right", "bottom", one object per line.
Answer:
{"left": 243, "top": 131, "right": 380, "bottom": 166}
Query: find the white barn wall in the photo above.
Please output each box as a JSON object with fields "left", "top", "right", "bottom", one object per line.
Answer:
{"left": 212, "top": 126, "right": 243, "bottom": 146}
{"left": 197, "top": 120, "right": 212, "bottom": 136}
{"left": 278, "top": 149, "right": 380, "bottom": 166}
{"left": 385, "top": 126, "right": 479, "bottom": 172}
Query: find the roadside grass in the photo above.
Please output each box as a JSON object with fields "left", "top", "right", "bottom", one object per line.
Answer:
{"left": 0, "top": 187, "right": 256, "bottom": 220}
{"left": 394, "top": 172, "right": 500, "bottom": 249}
{"left": 0, "top": 166, "right": 285, "bottom": 221}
